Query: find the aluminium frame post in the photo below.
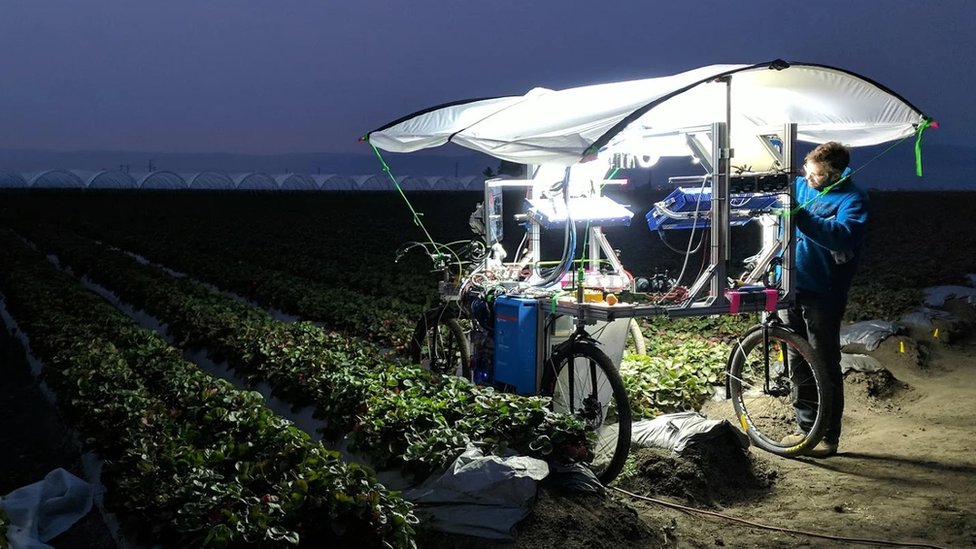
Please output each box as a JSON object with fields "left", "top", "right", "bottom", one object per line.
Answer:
{"left": 710, "top": 121, "right": 730, "bottom": 304}
{"left": 781, "top": 123, "right": 797, "bottom": 302}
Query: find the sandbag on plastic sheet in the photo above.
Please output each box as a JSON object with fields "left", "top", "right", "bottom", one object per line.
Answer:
{"left": 840, "top": 353, "right": 885, "bottom": 374}
{"left": 899, "top": 307, "right": 957, "bottom": 329}
{"left": 402, "top": 444, "right": 549, "bottom": 541}
{"left": 967, "top": 274, "right": 976, "bottom": 287}
{"left": 631, "top": 412, "right": 749, "bottom": 454}
{"left": 840, "top": 320, "right": 902, "bottom": 351}
{"left": 922, "top": 286, "right": 976, "bottom": 308}
{"left": 0, "top": 468, "right": 93, "bottom": 549}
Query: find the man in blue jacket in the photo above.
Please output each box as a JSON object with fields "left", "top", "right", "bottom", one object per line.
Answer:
{"left": 780, "top": 141, "right": 869, "bottom": 457}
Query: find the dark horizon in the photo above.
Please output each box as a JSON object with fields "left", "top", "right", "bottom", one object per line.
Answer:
{"left": 2, "top": 141, "right": 973, "bottom": 191}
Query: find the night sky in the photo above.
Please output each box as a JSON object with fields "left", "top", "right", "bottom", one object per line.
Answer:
{"left": 1, "top": 0, "right": 973, "bottom": 156}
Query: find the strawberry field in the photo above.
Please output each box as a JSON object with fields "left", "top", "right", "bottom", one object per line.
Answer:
{"left": 2, "top": 189, "right": 974, "bottom": 548}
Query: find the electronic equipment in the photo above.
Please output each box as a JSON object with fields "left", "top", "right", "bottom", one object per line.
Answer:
{"left": 525, "top": 196, "right": 634, "bottom": 230}
{"left": 646, "top": 187, "right": 782, "bottom": 231}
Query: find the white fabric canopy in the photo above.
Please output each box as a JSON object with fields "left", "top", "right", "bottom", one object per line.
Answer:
{"left": 367, "top": 60, "right": 926, "bottom": 166}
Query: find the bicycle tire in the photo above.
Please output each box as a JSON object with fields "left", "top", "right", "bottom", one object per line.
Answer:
{"left": 410, "top": 306, "right": 471, "bottom": 381}
{"left": 727, "top": 324, "right": 833, "bottom": 456}
{"left": 542, "top": 341, "right": 631, "bottom": 484}
{"left": 628, "top": 319, "right": 647, "bottom": 356}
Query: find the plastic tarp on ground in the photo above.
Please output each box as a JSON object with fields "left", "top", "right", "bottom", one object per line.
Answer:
{"left": 900, "top": 306, "right": 958, "bottom": 329}
{"left": 921, "top": 286, "right": 976, "bottom": 308}
{"left": 367, "top": 60, "right": 927, "bottom": 166}
{"left": 402, "top": 444, "right": 549, "bottom": 541}
{"left": 0, "top": 468, "right": 93, "bottom": 549}
{"left": 840, "top": 353, "right": 886, "bottom": 374}
{"left": 839, "top": 320, "right": 902, "bottom": 351}
{"left": 631, "top": 412, "right": 749, "bottom": 454}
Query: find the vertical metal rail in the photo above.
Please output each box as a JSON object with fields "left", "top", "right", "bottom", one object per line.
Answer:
{"left": 709, "top": 120, "right": 730, "bottom": 304}
{"left": 780, "top": 123, "right": 797, "bottom": 301}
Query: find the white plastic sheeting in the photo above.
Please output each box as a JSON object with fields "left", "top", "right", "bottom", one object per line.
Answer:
{"left": 0, "top": 468, "right": 93, "bottom": 549}
{"left": 87, "top": 170, "right": 137, "bottom": 189}
{"left": 136, "top": 171, "right": 187, "bottom": 190}
{"left": 839, "top": 320, "right": 902, "bottom": 351}
{"left": 395, "top": 174, "right": 430, "bottom": 192}
{"left": 234, "top": 172, "right": 277, "bottom": 191}
{"left": 367, "top": 60, "right": 927, "bottom": 166}
{"left": 0, "top": 170, "right": 29, "bottom": 188}
{"left": 840, "top": 353, "right": 886, "bottom": 374}
{"left": 315, "top": 174, "right": 356, "bottom": 191}
{"left": 0, "top": 170, "right": 484, "bottom": 191}
{"left": 631, "top": 412, "right": 749, "bottom": 454}
{"left": 921, "top": 285, "right": 976, "bottom": 308}
{"left": 354, "top": 174, "right": 395, "bottom": 191}
{"left": 26, "top": 170, "right": 85, "bottom": 189}
{"left": 184, "top": 171, "right": 233, "bottom": 190}
{"left": 276, "top": 173, "right": 317, "bottom": 191}
{"left": 900, "top": 307, "right": 958, "bottom": 329}
{"left": 402, "top": 444, "right": 548, "bottom": 541}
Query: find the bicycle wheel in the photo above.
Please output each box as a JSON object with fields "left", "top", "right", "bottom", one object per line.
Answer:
{"left": 542, "top": 341, "right": 631, "bottom": 484}
{"left": 410, "top": 306, "right": 471, "bottom": 380}
{"left": 727, "top": 324, "right": 833, "bottom": 456}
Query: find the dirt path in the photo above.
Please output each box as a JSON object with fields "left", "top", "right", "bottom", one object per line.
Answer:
{"left": 631, "top": 336, "right": 976, "bottom": 549}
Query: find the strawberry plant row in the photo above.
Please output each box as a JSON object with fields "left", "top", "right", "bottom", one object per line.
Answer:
{"left": 81, "top": 222, "right": 421, "bottom": 351}
{"left": 0, "top": 228, "right": 417, "bottom": 548}
{"left": 19, "top": 225, "right": 593, "bottom": 480}
{"left": 66, "top": 191, "right": 445, "bottom": 306}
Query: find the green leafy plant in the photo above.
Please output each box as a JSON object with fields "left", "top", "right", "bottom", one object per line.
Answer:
{"left": 0, "top": 506, "right": 10, "bottom": 549}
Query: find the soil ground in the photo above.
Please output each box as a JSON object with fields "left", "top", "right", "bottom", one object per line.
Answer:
{"left": 3, "top": 314, "right": 975, "bottom": 548}
{"left": 411, "top": 329, "right": 976, "bottom": 549}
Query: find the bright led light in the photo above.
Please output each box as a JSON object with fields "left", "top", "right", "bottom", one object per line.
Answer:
{"left": 635, "top": 153, "right": 660, "bottom": 168}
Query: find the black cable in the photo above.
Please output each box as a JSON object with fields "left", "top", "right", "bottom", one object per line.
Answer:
{"left": 657, "top": 228, "right": 704, "bottom": 254}
{"left": 611, "top": 487, "right": 949, "bottom": 549}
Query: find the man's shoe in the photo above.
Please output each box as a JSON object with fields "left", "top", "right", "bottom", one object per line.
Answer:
{"left": 807, "top": 440, "right": 838, "bottom": 458}
{"left": 780, "top": 432, "right": 807, "bottom": 447}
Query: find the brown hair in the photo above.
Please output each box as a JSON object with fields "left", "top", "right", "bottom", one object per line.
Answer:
{"left": 805, "top": 141, "right": 850, "bottom": 180}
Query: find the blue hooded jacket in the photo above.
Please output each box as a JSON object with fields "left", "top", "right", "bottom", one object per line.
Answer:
{"left": 792, "top": 167, "right": 869, "bottom": 305}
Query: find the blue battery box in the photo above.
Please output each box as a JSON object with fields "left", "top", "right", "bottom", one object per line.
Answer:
{"left": 493, "top": 295, "right": 538, "bottom": 394}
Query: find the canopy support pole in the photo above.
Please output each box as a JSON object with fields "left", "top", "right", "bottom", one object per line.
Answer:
{"left": 709, "top": 121, "right": 730, "bottom": 305}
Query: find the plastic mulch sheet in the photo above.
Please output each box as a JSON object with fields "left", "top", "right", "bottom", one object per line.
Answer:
{"left": 0, "top": 468, "right": 93, "bottom": 549}
{"left": 630, "top": 412, "right": 749, "bottom": 454}
{"left": 840, "top": 320, "right": 902, "bottom": 351}
{"left": 921, "top": 286, "right": 976, "bottom": 308}
{"left": 402, "top": 444, "right": 549, "bottom": 541}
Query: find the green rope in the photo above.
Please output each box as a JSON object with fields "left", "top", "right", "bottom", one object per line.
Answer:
{"left": 787, "top": 132, "right": 914, "bottom": 216}
{"left": 915, "top": 117, "right": 934, "bottom": 177}
{"left": 368, "top": 141, "right": 440, "bottom": 252}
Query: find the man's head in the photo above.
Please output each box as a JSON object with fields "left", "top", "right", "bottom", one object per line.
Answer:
{"left": 803, "top": 141, "right": 850, "bottom": 190}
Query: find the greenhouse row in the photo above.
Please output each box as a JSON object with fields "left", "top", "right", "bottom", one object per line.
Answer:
{"left": 0, "top": 169, "right": 486, "bottom": 191}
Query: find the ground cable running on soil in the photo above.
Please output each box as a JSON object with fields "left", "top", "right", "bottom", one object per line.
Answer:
{"left": 611, "top": 486, "right": 950, "bottom": 549}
